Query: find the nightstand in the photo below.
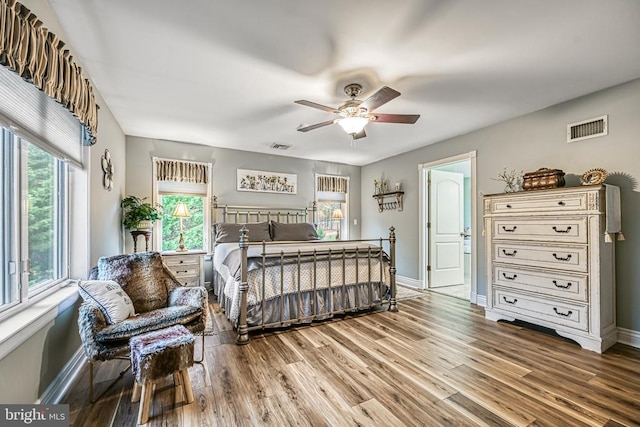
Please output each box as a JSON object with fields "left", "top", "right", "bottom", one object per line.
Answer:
{"left": 162, "top": 251, "right": 205, "bottom": 287}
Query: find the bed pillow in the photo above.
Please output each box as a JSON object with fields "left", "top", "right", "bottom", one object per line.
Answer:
{"left": 78, "top": 280, "right": 136, "bottom": 324}
{"left": 270, "top": 221, "right": 319, "bottom": 241}
{"left": 215, "top": 222, "right": 271, "bottom": 244}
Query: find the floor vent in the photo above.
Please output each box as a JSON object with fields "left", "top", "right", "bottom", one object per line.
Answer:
{"left": 270, "top": 143, "right": 291, "bottom": 150}
{"left": 567, "top": 115, "right": 608, "bottom": 143}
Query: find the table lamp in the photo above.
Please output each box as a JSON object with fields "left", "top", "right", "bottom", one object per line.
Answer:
{"left": 332, "top": 208, "right": 344, "bottom": 240}
{"left": 172, "top": 202, "right": 190, "bottom": 251}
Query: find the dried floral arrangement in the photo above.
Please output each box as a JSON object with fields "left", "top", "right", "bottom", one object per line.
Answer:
{"left": 493, "top": 167, "right": 523, "bottom": 192}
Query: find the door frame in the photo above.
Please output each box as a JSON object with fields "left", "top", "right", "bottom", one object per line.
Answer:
{"left": 418, "top": 151, "right": 478, "bottom": 303}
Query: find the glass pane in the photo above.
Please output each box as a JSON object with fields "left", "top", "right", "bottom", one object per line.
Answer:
{"left": 316, "top": 201, "right": 344, "bottom": 241}
{"left": 161, "top": 195, "right": 205, "bottom": 251}
{"left": 27, "top": 143, "right": 56, "bottom": 286}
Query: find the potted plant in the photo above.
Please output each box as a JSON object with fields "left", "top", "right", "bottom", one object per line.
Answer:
{"left": 120, "top": 195, "right": 163, "bottom": 230}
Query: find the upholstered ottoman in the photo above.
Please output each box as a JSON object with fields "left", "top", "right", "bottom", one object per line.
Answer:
{"left": 130, "top": 325, "right": 195, "bottom": 424}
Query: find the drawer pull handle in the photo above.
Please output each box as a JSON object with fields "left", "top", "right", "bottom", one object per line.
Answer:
{"left": 552, "top": 226, "right": 572, "bottom": 233}
{"left": 502, "top": 226, "right": 517, "bottom": 232}
{"left": 505, "top": 204, "right": 512, "bottom": 209}
{"left": 552, "top": 253, "right": 572, "bottom": 262}
{"left": 502, "top": 296, "right": 518, "bottom": 305}
{"left": 176, "top": 270, "right": 189, "bottom": 274}
{"left": 558, "top": 201, "right": 566, "bottom": 206}
{"left": 553, "top": 307, "right": 573, "bottom": 317}
{"left": 502, "top": 273, "right": 517, "bottom": 280}
{"left": 552, "top": 280, "right": 572, "bottom": 289}
{"left": 179, "top": 260, "right": 184, "bottom": 264}
{"left": 502, "top": 249, "right": 518, "bottom": 257}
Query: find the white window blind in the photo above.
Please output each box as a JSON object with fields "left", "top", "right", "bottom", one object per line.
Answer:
{"left": 0, "top": 65, "right": 84, "bottom": 167}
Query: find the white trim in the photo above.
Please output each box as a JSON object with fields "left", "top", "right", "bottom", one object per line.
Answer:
{"left": 0, "top": 285, "right": 78, "bottom": 361}
{"left": 418, "top": 151, "right": 477, "bottom": 302}
{"left": 152, "top": 157, "right": 214, "bottom": 253}
{"left": 396, "top": 275, "right": 422, "bottom": 289}
{"left": 475, "top": 294, "right": 487, "bottom": 307}
{"left": 617, "top": 327, "right": 640, "bottom": 349}
{"left": 37, "top": 346, "right": 86, "bottom": 404}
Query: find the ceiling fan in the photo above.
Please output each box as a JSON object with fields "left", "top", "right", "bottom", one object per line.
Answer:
{"left": 295, "top": 83, "right": 420, "bottom": 140}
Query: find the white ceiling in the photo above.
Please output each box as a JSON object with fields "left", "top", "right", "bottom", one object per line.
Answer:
{"left": 49, "top": 0, "right": 640, "bottom": 166}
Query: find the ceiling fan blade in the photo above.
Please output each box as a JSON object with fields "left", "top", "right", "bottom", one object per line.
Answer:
{"left": 371, "top": 113, "right": 420, "bottom": 124}
{"left": 360, "top": 86, "right": 401, "bottom": 112}
{"left": 294, "top": 100, "right": 341, "bottom": 114}
{"left": 297, "top": 119, "right": 336, "bottom": 132}
{"left": 352, "top": 129, "right": 367, "bottom": 140}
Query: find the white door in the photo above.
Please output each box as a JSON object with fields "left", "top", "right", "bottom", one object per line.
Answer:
{"left": 429, "top": 170, "right": 464, "bottom": 287}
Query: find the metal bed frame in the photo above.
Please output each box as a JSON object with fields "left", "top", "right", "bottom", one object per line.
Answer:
{"left": 212, "top": 198, "right": 398, "bottom": 344}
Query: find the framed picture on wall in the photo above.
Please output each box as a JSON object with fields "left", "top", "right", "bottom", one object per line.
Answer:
{"left": 237, "top": 169, "right": 297, "bottom": 194}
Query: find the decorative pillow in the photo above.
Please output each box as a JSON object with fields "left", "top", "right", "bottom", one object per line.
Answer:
{"left": 78, "top": 280, "right": 136, "bottom": 324}
{"left": 270, "top": 222, "right": 318, "bottom": 241}
{"left": 215, "top": 222, "right": 271, "bottom": 244}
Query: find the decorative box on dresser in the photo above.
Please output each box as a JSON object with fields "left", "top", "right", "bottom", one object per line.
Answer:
{"left": 163, "top": 251, "right": 205, "bottom": 287}
{"left": 483, "top": 185, "right": 618, "bottom": 353}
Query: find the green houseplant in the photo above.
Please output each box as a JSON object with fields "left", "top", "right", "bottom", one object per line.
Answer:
{"left": 120, "top": 195, "right": 163, "bottom": 230}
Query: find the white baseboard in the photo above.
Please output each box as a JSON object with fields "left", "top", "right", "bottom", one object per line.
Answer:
{"left": 473, "top": 293, "right": 487, "bottom": 307}
{"left": 396, "top": 275, "right": 422, "bottom": 289}
{"left": 38, "top": 346, "right": 86, "bottom": 404}
{"left": 617, "top": 328, "right": 640, "bottom": 349}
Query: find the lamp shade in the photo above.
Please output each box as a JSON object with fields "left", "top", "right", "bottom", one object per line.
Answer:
{"left": 336, "top": 117, "right": 368, "bottom": 135}
{"left": 172, "top": 202, "right": 190, "bottom": 218}
{"left": 332, "top": 208, "right": 344, "bottom": 219}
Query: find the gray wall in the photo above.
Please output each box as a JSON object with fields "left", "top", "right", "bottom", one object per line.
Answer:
{"left": 0, "top": 0, "right": 127, "bottom": 403}
{"left": 125, "top": 136, "right": 361, "bottom": 253}
{"left": 362, "top": 77, "right": 640, "bottom": 332}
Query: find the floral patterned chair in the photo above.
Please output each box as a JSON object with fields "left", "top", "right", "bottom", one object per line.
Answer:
{"left": 78, "top": 252, "right": 207, "bottom": 402}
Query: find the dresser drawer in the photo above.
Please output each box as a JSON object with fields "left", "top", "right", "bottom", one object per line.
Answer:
{"left": 488, "top": 192, "right": 588, "bottom": 214}
{"left": 173, "top": 275, "right": 201, "bottom": 287}
{"left": 493, "top": 265, "right": 587, "bottom": 301}
{"left": 493, "top": 242, "right": 588, "bottom": 273}
{"left": 164, "top": 255, "right": 201, "bottom": 267}
{"left": 168, "top": 264, "right": 200, "bottom": 277}
{"left": 493, "top": 217, "right": 587, "bottom": 244}
{"left": 492, "top": 288, "right": 588, "bottom": 331}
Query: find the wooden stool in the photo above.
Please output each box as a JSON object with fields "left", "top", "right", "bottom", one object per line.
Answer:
{"left": 129, "top": 325, "right": 195, "bottom": 424}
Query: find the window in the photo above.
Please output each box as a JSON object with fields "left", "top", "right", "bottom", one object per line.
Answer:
{"left": 315, "top": 174, "right": 349, "bottom": 241}
{"left": 159, "top": 194, "right": 205, "bottom": 252}
{"left": 1, "top": 128, "right": 69, "bottom": 314}
{"left": 152, "top": 158, "right": 212, "bottom": 252}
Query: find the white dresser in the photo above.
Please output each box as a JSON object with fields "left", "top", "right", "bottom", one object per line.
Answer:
{"left": 163, "top": 251, "right": 205, "bottom": 287}
{"left": 483, "top": 185, "right": 617, "bottom": 353}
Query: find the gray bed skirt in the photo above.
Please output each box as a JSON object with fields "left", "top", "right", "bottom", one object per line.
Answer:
{"left": 213, "top": 269, "right": 389, "bottom": 329}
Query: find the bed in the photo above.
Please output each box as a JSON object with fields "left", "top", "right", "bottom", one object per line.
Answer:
{"left": 211, "top": 198, "right": 398, "bottom": 344}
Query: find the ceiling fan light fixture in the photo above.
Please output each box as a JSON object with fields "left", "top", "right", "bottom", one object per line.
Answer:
{"left": 336, "top": 116, "right": 369, "bottom": 135}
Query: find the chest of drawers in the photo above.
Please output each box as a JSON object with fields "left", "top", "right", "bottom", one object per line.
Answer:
{"left": 483, "top": 185, "right": 617, "bottom": 353}
{"left": 163, "top": 251, "right": 205, "bottom": 287}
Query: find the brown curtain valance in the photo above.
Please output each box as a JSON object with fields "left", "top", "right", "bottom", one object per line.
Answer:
{"left": 317, "top": 175, "right": 348, "bottom": 193}
{"left": 156, "top": 159, "right": 208, "bottom": 184}
{"left": 0, "top": 0, "right": 98, "bottom": 144}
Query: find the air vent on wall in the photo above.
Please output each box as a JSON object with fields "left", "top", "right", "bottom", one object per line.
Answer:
{"left": 567, "top": 115, "right": 608, "bottom": 143}
{"left": 270, "top": 143, "right": 291, "bottom": 150}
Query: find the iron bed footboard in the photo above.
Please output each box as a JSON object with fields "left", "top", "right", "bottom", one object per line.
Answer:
{"left": 234, "top": 226, "right": 398, "bottom": 344}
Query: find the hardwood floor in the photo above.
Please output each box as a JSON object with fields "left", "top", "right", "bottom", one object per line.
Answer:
{"left": 64, "top": 292, "right": 640, "bottom": 426}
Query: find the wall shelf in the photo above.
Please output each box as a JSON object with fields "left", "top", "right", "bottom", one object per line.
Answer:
{"left": 372, "top": 191, "right": 404, "bottom": 212}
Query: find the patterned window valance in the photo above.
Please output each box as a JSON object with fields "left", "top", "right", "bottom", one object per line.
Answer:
{"left": 0, "top": 0, "right": 98, "bottom": 144}
{"left": 156, "top": 159, "right": 209, "bottom": 184}
{"left": 317, "top": 175, "right": 348, "bottom": 193}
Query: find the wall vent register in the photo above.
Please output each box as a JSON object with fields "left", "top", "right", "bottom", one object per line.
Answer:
{"left": 567, "top": 115, "right": 608, "bottom": 143}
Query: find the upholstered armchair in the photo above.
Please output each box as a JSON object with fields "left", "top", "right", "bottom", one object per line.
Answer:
{"left": 78, "top": 252, "right": 207, "bottom": 402}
